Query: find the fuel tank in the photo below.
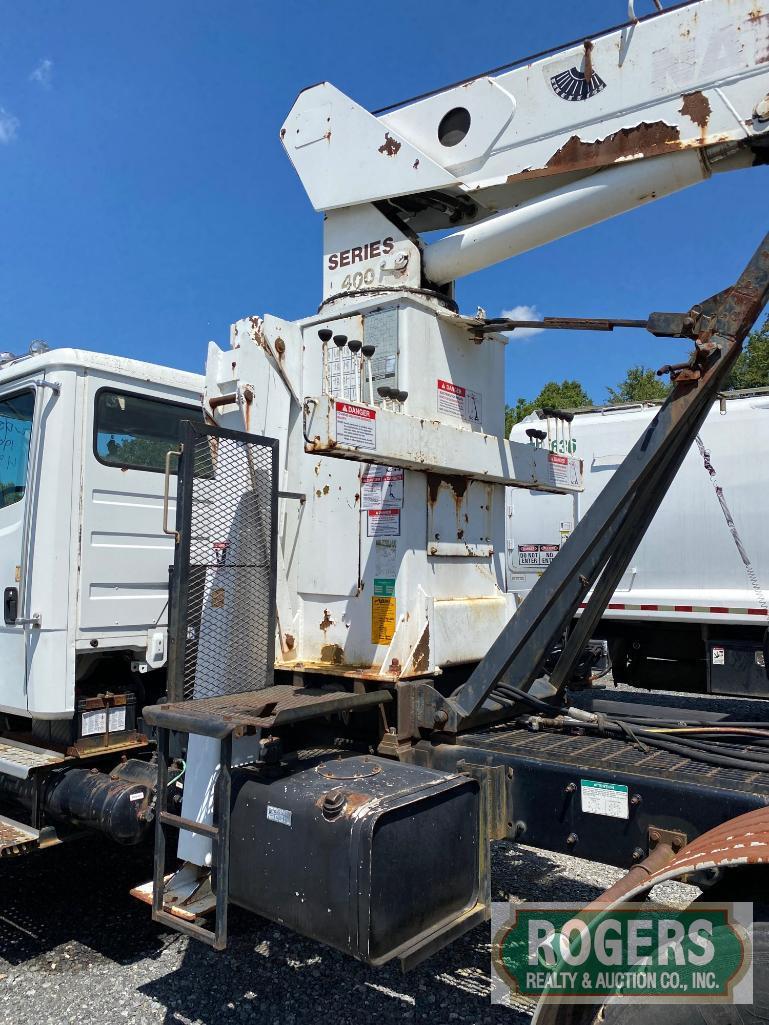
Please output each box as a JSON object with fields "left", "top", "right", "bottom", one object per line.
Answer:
{"left": 227, "top": 754, "right": 481, "bottom": 965}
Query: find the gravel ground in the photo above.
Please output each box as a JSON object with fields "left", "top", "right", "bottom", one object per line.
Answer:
{"left": 0, "top": 681, "right": 763, "bottom": 1025}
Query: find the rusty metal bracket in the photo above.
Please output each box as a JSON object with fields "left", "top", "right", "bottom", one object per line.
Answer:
{"left": 396, "top": 681, "right": 461, "bottom": 738}
{"left": 648, "top": 825, "right": 687, "bottom": 853}
{"left": 456, "top": 761, "right": 508, "bottom": 841}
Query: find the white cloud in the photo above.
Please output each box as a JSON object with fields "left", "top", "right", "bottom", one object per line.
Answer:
{"left": 0, "top": 108, "right": 19, "bottom": 144}
{"left": 30, "top": 59, "right": 53, "bottom": 89}
{"left": 500, "top": 304, "right": 545, "bottom": 340}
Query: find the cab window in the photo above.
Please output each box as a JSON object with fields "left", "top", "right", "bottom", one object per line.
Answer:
{"left": 94, "top": 390, "right": 202, "bottom": 473}
{"left": 0, "top": 390, "right": 34, "bottom": 510}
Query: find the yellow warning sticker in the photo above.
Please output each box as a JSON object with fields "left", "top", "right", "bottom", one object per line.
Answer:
{"left": 371, "top": 596, "right": 396, "bottom": 645}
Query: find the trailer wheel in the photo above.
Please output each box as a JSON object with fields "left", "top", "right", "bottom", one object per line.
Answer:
{"left": 539, "top": 891, "right": 768, "bottom": 1025}
{"left": 607, "top": 640, "right": 629, "bottom": 684}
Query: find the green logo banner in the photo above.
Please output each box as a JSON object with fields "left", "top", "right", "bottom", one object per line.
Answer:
{"left": 491, "top": 902, "right": 753, "bottom": 1006}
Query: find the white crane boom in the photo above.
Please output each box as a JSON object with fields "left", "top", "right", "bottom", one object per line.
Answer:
{"left": 281, "top": 0, "right": 769, "bottom": 288}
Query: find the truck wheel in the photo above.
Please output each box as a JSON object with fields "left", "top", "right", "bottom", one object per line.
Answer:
{"left": 597, "top": 921, "right": 767, "bottom": 1023}
{"left": 539, "top": 889, "right": 768, "bottom": 1025}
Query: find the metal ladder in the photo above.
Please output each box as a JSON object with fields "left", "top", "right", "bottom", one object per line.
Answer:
{"left": 152, "top": 727, "right": 233, "bottom": 950}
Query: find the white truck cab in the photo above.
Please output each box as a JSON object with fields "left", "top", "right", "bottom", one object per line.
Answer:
{"left": 0, "top": 347, "right": 202, "bottom": 729}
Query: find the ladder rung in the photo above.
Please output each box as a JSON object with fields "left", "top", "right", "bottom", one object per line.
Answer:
{"left": 153, "top": 908, "right": 225, "bottom": 950}
{"left": 159, "top": 811, "right": 220, "bottom": 839}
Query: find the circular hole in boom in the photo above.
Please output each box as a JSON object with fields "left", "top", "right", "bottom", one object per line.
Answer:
{"left": 438, "top": 107, "right": 471, "bottom": 147}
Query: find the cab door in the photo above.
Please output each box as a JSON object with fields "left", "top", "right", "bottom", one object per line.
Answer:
{"left": 0, "top": 387, "right": 36, "bottom": 713}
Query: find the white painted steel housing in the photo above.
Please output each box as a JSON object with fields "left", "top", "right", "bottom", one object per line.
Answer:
{"left": 204, "top": 295, "right": 581, "bottom": 685}
{"left": 507, "top": 393, "right": 769, "bottom": 626}
{"left": 0, "top": 349, "right": 202, "bottom": 719}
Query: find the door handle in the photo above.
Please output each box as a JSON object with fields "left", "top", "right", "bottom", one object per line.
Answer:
{"left": 162, "top": 447, "right": 183, "bottom": 541}
{"left": 4, "top": 587, "right": 17, "bottom": 625}
{"left": 3, "top": 587, "right": 40, "bottom": 627}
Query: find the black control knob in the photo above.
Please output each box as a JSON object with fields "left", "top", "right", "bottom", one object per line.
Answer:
{"left": 318, "top": 329, "right": 333, "bottom": 342}
{"left": 348, "top": 339, "right": 362, "bottom": 353}
{"left": 361, "top": 344, "right": 375, "bottom": 358}
{"left": 332, "top": 334, "right": 347, "bottom": 348}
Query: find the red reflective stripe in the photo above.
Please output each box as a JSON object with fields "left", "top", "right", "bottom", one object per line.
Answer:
{"left": 674, "top": 605, "right": 693, "bottom": 612}
{"left": 640, "top": 604, "right": 657, "bottom": 611}
{"left": 607, "top": 603, "right": 624, "bottom": 610}
{"left": 710, "top": 607, "right": 729, "bottom": 614}
{"left": 748, "top": 608, "right": 767, "bottom": 616}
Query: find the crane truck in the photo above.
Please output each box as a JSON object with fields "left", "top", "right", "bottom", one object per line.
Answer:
{"left": 2, "top": 1, "right": 769, "bottom": 1020}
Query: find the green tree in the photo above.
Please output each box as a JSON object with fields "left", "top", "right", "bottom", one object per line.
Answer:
{"left": 506, "top": 379, "right": 593, "bottom": 432}
{"left": 607, "top": 365, "right": 671, "bottom": 404}
{"left": 727, "top": 317, "right": 769, "bottom": 390}
{"left": 102, "top": 435, "right": 174, "bottom": 470}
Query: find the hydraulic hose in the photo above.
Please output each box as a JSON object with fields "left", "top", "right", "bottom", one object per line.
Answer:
{"left": 501, "top": 682, "right": 769, "bottom": 772}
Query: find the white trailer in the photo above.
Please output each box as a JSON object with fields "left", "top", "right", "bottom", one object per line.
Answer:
{"left": 508, "top": 389, "right": 769, "bottom": 694}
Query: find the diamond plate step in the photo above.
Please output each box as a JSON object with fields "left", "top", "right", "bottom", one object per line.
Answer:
{"left": 0, "top": 738, "right": 68, "bottom": 780}
{"left": 143, "top": 685, "right": 392, "bottom": 739}
{"left": 0, "top": 815, "right": 39, "bottom": 857}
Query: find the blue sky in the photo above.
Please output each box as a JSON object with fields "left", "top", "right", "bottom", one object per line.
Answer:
{"left": 1, "top": 1, "right": 766, "bottom": 405}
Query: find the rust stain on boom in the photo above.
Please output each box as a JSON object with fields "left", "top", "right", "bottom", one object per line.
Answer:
{"left": 544, "top": 122, "right": 682, "bottom": 174}
{"left": 378, "top": 133, "right": 401, "bottom": 157}
{"left": 679, "top": 90, "right": 712, "bottom": 131}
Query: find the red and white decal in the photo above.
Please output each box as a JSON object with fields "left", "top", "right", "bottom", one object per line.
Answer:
{"left": 546, "top": 451, "right": 578, "bottom": 488}
{"left": 436, "top": 379, "right": 482, "bottom": 423}
{"left": 437, "top": 379, "right": 466, "bottom": 418}
{"left": 335, "top": 401, "right": 376, "bottom": 450}
{"left": 517, "top": 543, "right": 560, "bottom": 568}
{"left": 580, "top": 602, "right": 769, "bottom": 617}
{"left": 366, "top": 508, "right": 400, "bottom": 538}
{"left": 360, "top": 465, "right": 404, "bottom": 510}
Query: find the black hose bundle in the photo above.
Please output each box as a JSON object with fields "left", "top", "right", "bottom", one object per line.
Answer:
{"left": 490, "top": 683, "right": 769, "bottom": 774}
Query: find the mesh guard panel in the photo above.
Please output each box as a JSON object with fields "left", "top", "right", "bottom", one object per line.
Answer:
{"left": 168, "top": 421, "right": 278, "bottom": 703}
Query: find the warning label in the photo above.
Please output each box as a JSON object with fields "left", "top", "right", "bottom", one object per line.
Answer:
{"left": 581, "top": 780, "right": 629, "bottom": 820}
{"left": 336, "top": 401, "right": 376, "bottom": 450}
{"left": 372, "top": 596, "right": 397, "bottom": 645}
{"left": 436, "top": 379, "right": 482, "bottom": 423}
{"left": 81, "top": 706, "right": 126, "bottom": 737}
{"left": 546, "top": 452, "right": 579, "bottom": 488}
{"left": 361, "top": 465, "right": 404, "bottom": 510}
{"left": 517, "top": 543, "right": 560, "bottom": 568}
{"left": 367, "top": 508, "right": 400, "bottom": 537}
